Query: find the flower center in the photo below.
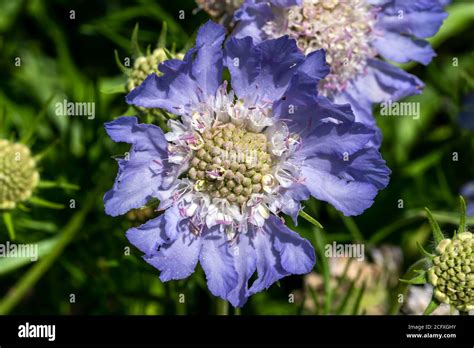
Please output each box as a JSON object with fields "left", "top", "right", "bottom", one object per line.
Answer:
{"left": 0, "top": 140, "right": 39, "bottom": 210}
{"left": 186, "top": 123, "right": 274, "bottom": 206}
{"left": 263, "top": 0, "right": 378, "bottom": 95}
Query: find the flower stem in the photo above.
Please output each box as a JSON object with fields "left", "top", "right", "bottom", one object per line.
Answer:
{"left": 216, "top": 298, "right": 229, "bottom": 315}
{"left": 0, "top": 191, "right": 96, "bottom": 314}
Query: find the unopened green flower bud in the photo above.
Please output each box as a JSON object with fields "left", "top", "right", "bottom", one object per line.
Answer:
{"left": 0, "top": 140, "right": 39, "bottom": 210}
{"left": 127, "top": 48, "right": 184, "bottom": 117}
{"left": 428, "top": 233, "right": 474, "bottom": 312}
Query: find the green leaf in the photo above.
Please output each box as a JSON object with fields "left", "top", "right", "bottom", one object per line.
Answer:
{"left": 21, "top": 93, "right": 55, "bottom": 145}
{"left": 0, "top": 189, "right": 97, "bottom": 314}
{"left": 306, "top": 284, "right": 320, "bottom": 315}
{"left": 0, "top": 237, "right": 61, "bottom": 276}
{"left": 299, "top": 210, "right": 324, "bottom": 229}
{"left": 402, "top": 150, "right": 443, "bottom": 177}
{"left": 29, "top": 196, "right": 64, "bottom": 209}
{"left": 399, "top": 270, "right": 427, "bottom": 285}
{"left": 158, "top": 21, "right": 168, "bottom": 48}
{"left": 33, "top": 139, "right": 59, "bottom": 162}
{"left": 312, "top": 228, "right": 331, "bottom": 314}
{"left": 336, "top": 276, "right": 357, "bottom": 315}
{"left": 458, "top": 196, "right": 466, "bottom": 234}
{"left": 37, "top": 180, "right": 80, "bottom": 191}
{"left": 351, "top": 281, "right": 367, "bottom": 315}
{"left": 163, "top": 47, "right": 173, "bottom": 60}
{"left": 16, "top": 219, "right": 57, "bottom": 233}
{"left": 340, "top": 214, "right": 363, "bottom": 241}
{"left": 424, "top": 208, "right": 444, "bottom": 244}
{"left": 131, "top": 22, "right": 142, "bottom": 57}
{"left": 114, "top": 50, "right": 130, "bottom": 74}
{"left": 416, "top": 242, "right": 435, "bottom": 259}
{"left": 2, "top": 212, "right": 15, "bottom": 240}
{"left": 423, "top": 298, "right": 440, "bottom": 315}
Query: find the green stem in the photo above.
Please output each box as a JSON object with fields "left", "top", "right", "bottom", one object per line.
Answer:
{"left": 313, "top": 227, "right": 331, "bottom": 314}
{"left": 340, "top": 214, "right": 363, "bottom": 242}
{"left": 388, "top": 258, "right": 428, "bottom": 315}
{"left": 0, "top": 193, "right": 96, "bottom": 314}
{"left": 2, "top": 212, "right": 15, "bottom": 240}
{"left": 216, "top": 298, "right": 229, "bottom": 315}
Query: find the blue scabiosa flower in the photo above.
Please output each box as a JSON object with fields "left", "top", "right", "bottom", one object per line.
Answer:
{"left": 104, "top": 21, "right": 390, "bottom": 306}
{"left": 233, "top": 0, "right": 449, "bottom": 142}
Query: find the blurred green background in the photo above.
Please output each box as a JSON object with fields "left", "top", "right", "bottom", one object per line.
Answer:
{"left": 0, "top": 0, "right": 473, "bottom": 315}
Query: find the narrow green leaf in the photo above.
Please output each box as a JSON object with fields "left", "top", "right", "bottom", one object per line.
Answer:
{"left": 336, "top": 257, "right": 354, "bottom": 289}
{"left": 100, "top": 82, "right": 127, "bottom": 94}
{"left": 29, "top": 196, "right": 64, "bottom": 210}
{"left": 33, "top": 139, "right": 59, "bottom": 162}
{"left": 299, "top": 210, "right": 324, "bottom": 229}
{"left": 0, "top": 237, "right": 60, "bottom": 276}
{"left": 296, "top": 290, "right": 306, "bottom": 315}
{"left": 2, "top": 212, "right": 15, "bottom": 241}
{"left": 163, "top": 47, "right": 173, "bottom": 60}
{"left": 399, "top": 270, "right": 427, "bottom": 285}
{"left": 0, "top": 188, "right": 97, "bottom": 314}
{"left": 458, "top": 196, "right": 466, "bottom": 234}
{"left": 336, "top": 277, "right": 357, "bottom": 315}
{"left": 37, "top": 180, "right": 80, "bottom": 191}
{"left": 114, "top": 50, "right": 130, "bottom": 74}
{"left": 388, "top": 258, "right": 428, "bottom": 314}
{"left": 312, "top": 228, "right": 331, "bottom": 314}
{"left": 351, "top": 281, "right": 367, "bottom": 315}
{"left": 21, "top": 94, "right": 55, "bottom": 145}
{"left": 423, "top": 297, "right": 440, "bottom": 315}
{"left": 416, "top": 242, "right": 435, "bottom": 259}
{"left": 306, "top": 285, "right": 320, "bottom": 315}
{"left": 340, "top": 214, "right": 363, "bottom": 241}
{"left": 425, "top": 208, "right": 444, "bottom": 244}
{"left": 158, "top": 21, "right": 168, "bottom": 48}
{"left": 16, "top": 219, "right": 57, "bottom": 233}
{"left": 131, "top": 22, "right": 142, "bottom": 57}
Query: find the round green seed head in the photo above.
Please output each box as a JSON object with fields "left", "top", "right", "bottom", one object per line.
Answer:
{"left": 0, "top": 140, "right": 39, "bottom": 210}
{"left": 127, "top": 49, "right": 184, "bottom": 116}
{"left": 428, "top": 233, "right": 474, "bottom": 312}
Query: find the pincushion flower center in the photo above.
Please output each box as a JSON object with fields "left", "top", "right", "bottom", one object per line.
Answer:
{"left": 187, "top": 122, "right": 274, "bottom": 207}
{"left": 264, "top": 0, "right": 378, "bottom": 94}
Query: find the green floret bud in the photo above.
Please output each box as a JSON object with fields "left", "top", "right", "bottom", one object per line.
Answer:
{"left": 127, "top": 48, "right": 184, "bottom": 117}
{"left": 0, "top": 140, "right": 39, "bottom": 210}
{"left": 428, "top": 232, "right": 474, "bottom": 312}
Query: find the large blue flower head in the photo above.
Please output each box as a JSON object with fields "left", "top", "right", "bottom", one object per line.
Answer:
{"left": 104, "top": 21, "right": 390, "bottom": 306}
{"left": 233, "top": 0, "right": 450, "bottom": 140}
